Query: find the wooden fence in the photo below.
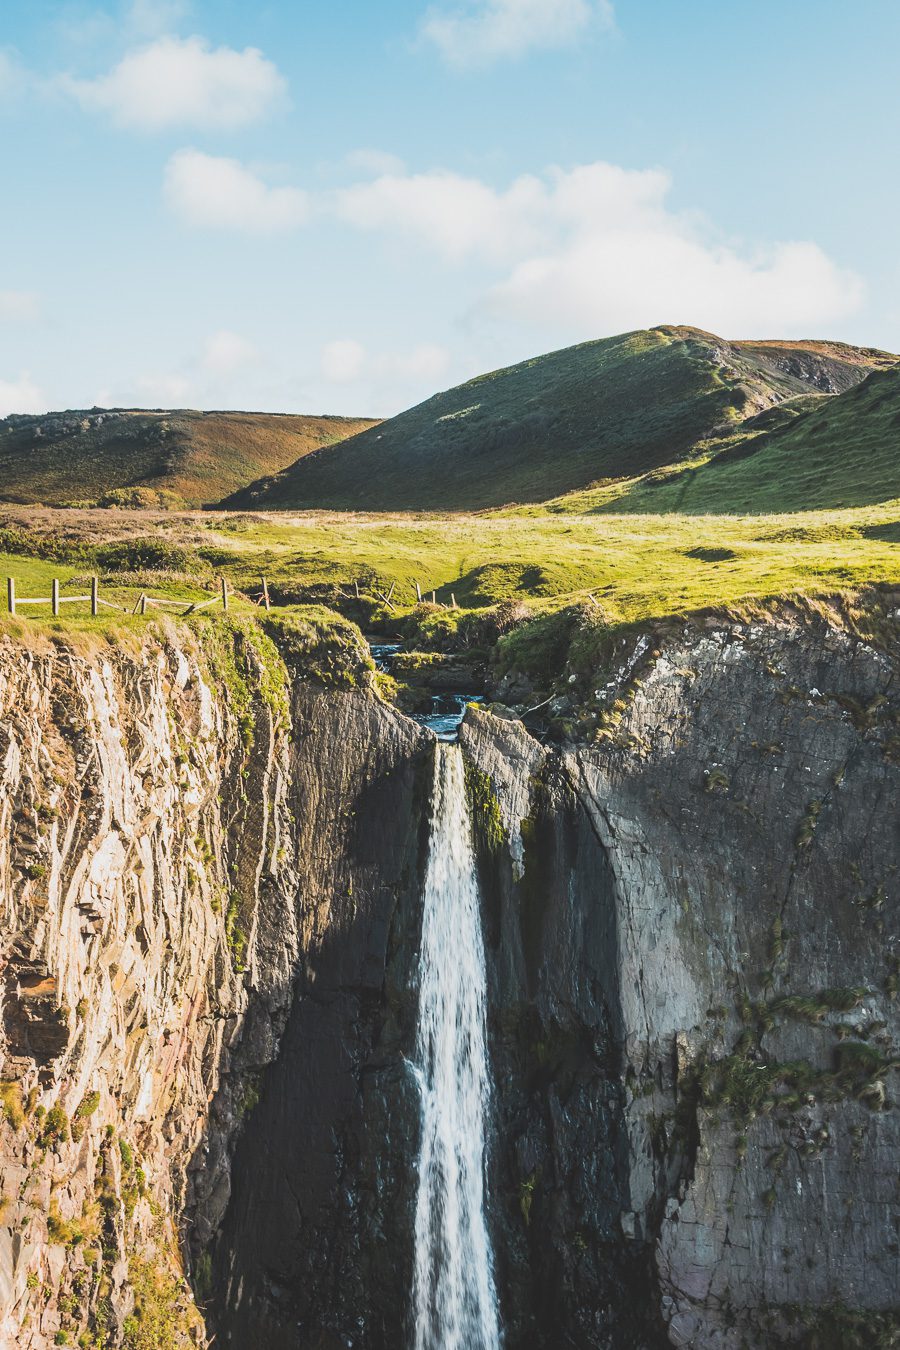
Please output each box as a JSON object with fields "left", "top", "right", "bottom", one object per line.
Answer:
{"left": 6, "top": 576, "right": 273, "bottom": 619}
{"left": 347, "top": 578, "right": 459, "bottom": 612}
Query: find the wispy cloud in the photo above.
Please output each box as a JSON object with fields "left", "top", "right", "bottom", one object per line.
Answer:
{"left": 0, "top": 291, "right": 40, "bottom": 323}
{"left": 127, "top": 0, "right": 191, "bottom": 37}
{"left": 122, "top": 329, "right": 259, "bottom": 408}
{"left": 321, "top": 339, "right": 449, "bottom": 386}
{"left": 135, "top": 372, "right": 193, "bottom": 404}
{"left": 343, "top": 148, "right": 407, "bottom": 178}
{"left": 331, "top": 160, "right": 864, "bottom": 337}
{"left": 321, "top": 339, "right": 367, "bottom": 384}
{"left": 161, "top": 149, "right": 863, "bottom": 338}
{"left": 0, "top": 373, "right": 45, "bottom": 418}
{"left": 164, "top": 149, "right": 309, "bottom": 232}
{"left": 420, "top": 0, "right": 614, "bottom": 69}
{"left": 0, "top": 49, "right": 28, "bottom": 102}
{"left": 64, "top": 34, "right": 286, "bottom": 130}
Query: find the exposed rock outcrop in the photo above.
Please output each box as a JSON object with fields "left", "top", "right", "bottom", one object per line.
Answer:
{"left": 0, "top": 621, "right": 301, "bottom": 1346}
{"left": 461, "top": 607, "right": 900, "bottom": 1348}
{"left": 208, "top": 686, "right": 431, "bottom": 1348}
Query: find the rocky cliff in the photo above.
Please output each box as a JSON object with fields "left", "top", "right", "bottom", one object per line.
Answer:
{"left": 0, "top": 616, "right": 430, "bottom": 1349}
{"left": 461, "top": 599, "right": 900, "bottom": 1348}
{"left": 1, "top": 599, "right": 898, "bottom": 1349}
{"left": 0, "top": 618, "right": 301, "bottom": 1347}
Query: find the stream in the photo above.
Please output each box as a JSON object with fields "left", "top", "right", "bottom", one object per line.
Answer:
{"left": 367, "top": 640, "right": 483, "bottom": 743}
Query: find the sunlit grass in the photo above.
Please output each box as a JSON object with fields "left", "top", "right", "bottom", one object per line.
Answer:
{"left": 3, "top": 496, "right": 897, "bottom": 639}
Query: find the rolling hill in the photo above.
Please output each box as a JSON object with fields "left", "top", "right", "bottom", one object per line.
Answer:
{"left": 592, "top": 362, "right": 900, "bottom": 515}
{"left": 0, "top": 408, "right": 378, "bottom": 509}
{"left": 222, "top": 326, "right": 895, "bottom": 513}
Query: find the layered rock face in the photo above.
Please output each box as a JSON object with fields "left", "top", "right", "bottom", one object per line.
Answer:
{"left": 1, "top": 604, "right": 898, "bottom": 1349}
{"left": 0, "top": 623, "right": 430, "bottom": 1349}
{"left": 461, "top": 606, "right": 900, "bottom": 1348}
{"left": 0, "top": 623, "right": 302, "bottom": 1347}
{"left": 208, "top": 687, "right": 431, "bottom": 1348}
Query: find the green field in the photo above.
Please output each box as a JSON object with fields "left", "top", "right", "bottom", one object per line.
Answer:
{"left": 3, "top": 325, "right": 898, "bottom": 688}
{"left": 3, "top": 497, "right": 899, "bottom": 639}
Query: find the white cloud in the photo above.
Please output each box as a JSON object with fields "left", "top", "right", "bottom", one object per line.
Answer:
{"left": 128, "top": 0, "right": 190, "bottom": 36}
{"left": 202, "top": 329, "right": 258, "bottom": 374}
{"left": 0, "top": 291, "right": 40, "bottom": 322}
{"left": 335, "top": 160, "right": 863, "bottom": 337}
{"left": 320, "top": 339, "right": 450, "bottom": 391}
{"left": 161, "top": 151, "right": 861, "bottom": 336}
{"left": 165, "top": 149, "right": 309, "bottom": 232}
{"left": 335, "top": 169, "right": 548, "bottom": 261}
{"left": 421, "top": 0, "right": 614, "bottom": 68}
{"left": 66, "top": 35, "right": 286, "bottom": 130}
{"left": 0, "top": 374, "right": 45, "bottom": 418}
{"left": 488, "top": 234, "right": 862, "bottom": 338}
{"left": 136, "top": 372, "right": 192, "bottom": 404}
{"left": 321, "top": 340, "right": 367, "bottom": 384}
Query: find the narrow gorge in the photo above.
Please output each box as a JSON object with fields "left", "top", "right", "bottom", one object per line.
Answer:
{"left": 1, "top": 596, "right": 898, "bottom": 1349}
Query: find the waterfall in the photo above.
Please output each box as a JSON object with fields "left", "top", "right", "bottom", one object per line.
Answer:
{"left": 411, "top": 744, "right": 502, "bottom": 1350}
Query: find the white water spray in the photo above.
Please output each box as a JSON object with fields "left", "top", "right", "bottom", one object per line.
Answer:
{"left": 411, "top": 744, "right": 501, "bottom": 1350}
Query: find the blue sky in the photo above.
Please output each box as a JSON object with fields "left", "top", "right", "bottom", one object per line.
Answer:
{"left": 1, "top": 0, "right": 898, "bottom": 417}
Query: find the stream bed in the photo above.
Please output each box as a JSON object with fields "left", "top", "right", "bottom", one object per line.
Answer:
{"left": 366, "top": 639, "right": 482, "bottom": 742}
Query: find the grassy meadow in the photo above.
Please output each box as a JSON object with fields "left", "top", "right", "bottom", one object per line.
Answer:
{"left": 2, "top": 498, "right": 899, "bottom": 643}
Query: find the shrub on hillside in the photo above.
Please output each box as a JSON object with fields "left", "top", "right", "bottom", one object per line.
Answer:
{"left": 95, "top": 538, "right": 206, "bottom": 574}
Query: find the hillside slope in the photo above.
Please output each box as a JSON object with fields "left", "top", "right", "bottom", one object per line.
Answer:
{"left": 223, "top": 326, "right": 894, "bottom": 512}
{"left": 0, "top": 408, "right": 378, "bottom": 508}
{"left": 594, "top": 363, "right": 900, "bottom": 515}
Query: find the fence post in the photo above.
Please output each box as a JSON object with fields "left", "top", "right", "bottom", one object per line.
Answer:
{"left": 6, "top": 577, "right": 15, "bottom": 616}
{"left": 451, "top": 593, "right": 457, "bottom": 609}
{"left": 430, "top": 590, "right": 436, "bottom": 604}
{"left": 52, "top": 579, "right": 59, "bottom": 617}
{"left": 220, "top": 577, "right": 228, "bottom": 612}
{"left": 91, "top": 576, "right": 98, "bottom": 617}
{"left": 261, "top": 576, "right": 270, "bottom": 612}
{"left": 140, "top": 594, "right": 147, "bottom": 616}
{"left": 415, "top": 581, "right": 422, "bottom": 603}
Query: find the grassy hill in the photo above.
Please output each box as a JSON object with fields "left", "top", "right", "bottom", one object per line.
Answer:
{"left": 0, "top": 408, "right": 378, "bottom": 509}
{"left": 576, "top": 363, "right": 900, "bottom": 516}
{"left": 223, "top": 326, "right": 894, "bottom": 512}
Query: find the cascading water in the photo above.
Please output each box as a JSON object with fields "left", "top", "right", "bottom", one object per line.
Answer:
{"left": 411, "top": 744, "right": 502, "bottom": 1350}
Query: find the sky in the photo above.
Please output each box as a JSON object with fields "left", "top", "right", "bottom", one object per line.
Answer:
{"left": 1, "top": 0, "right": 898, "bottom": 419}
